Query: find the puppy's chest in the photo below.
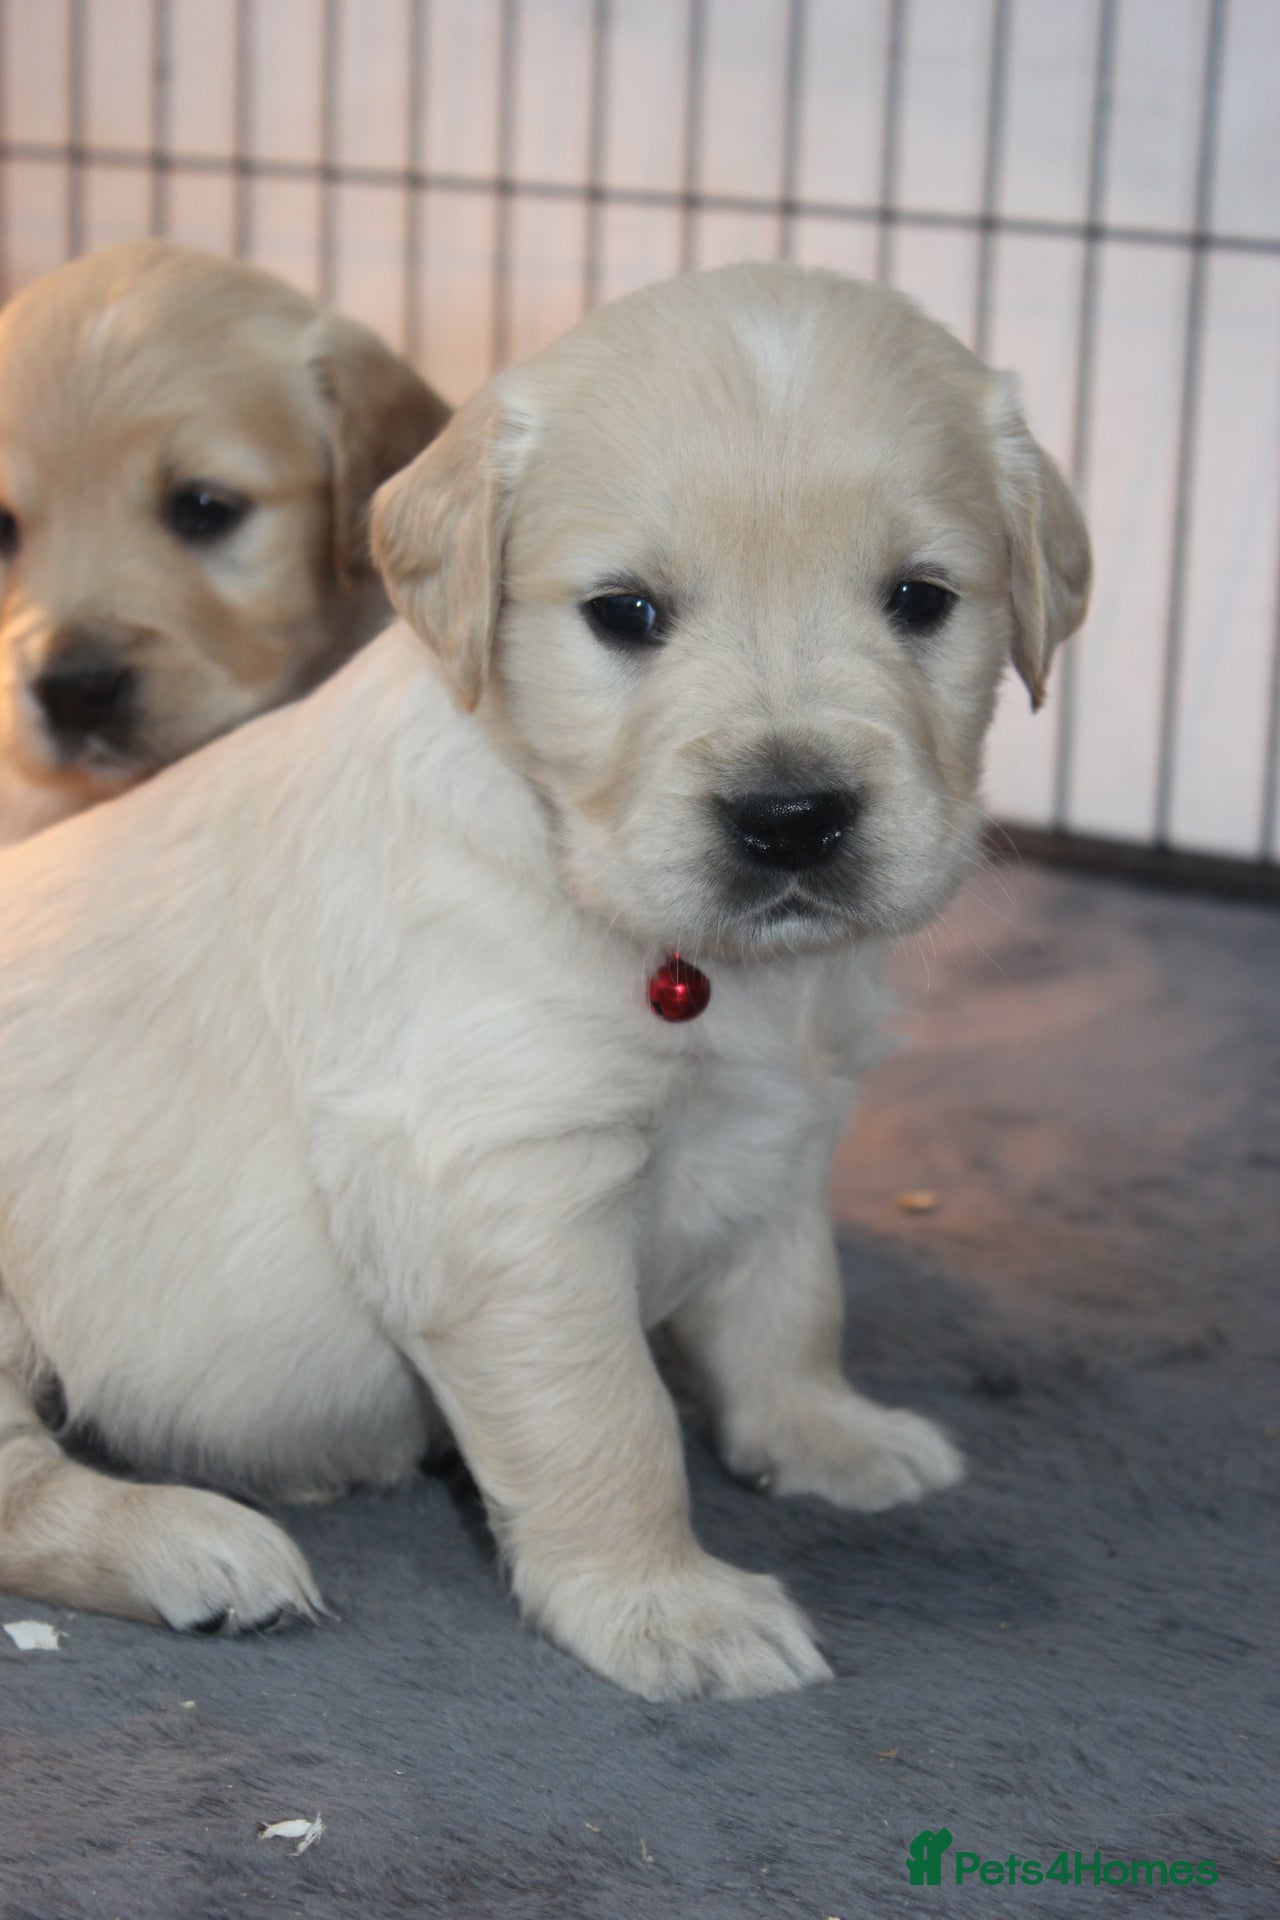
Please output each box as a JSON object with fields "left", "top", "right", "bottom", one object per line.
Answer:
{"left": 634, "top": 960, "right": 885, "bottom": 1325}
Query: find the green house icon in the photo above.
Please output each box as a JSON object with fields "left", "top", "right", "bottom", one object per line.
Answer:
{"left": 907, "top": 1828, "right": 954, "bottom": 1885}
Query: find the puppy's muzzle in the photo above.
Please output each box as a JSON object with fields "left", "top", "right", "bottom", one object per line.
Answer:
{"left": 33, "top": 634, "right": 137, "bottom": 754}
{"left": 715, "top": 787, "right": 857, "bottom": 873}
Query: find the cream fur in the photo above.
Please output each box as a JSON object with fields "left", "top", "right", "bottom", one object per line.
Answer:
{"left": 0, "top": 264, "right": 1089, "bottom": 1699}
{"left": 0, "top": 241, "right": 450, "bottom": 845}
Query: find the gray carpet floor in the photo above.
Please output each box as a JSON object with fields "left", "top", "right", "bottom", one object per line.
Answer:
{"left": 1, "top": 862, "right": 1275, "bottom": 1919}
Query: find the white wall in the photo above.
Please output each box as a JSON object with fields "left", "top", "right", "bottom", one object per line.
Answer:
{"left": 2, "top": 0, "right": 1277, "bottom": 858}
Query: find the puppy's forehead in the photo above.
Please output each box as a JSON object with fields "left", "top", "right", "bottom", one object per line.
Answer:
{"left": 0, "top": 242, "right": 326, "bottom": 474}
{"left": 510, "top": 266, "right": 1002, "bottom": 575}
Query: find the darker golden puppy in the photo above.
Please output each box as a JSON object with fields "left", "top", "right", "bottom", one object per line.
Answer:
{"left": 0, "top": 240, "right": 448, "bottom": 842}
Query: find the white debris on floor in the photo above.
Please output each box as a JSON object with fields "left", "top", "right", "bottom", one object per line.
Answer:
{"left": 3, "top": 1620, "right": 62, "bottom": 1651}
{"left": 258, "top": 1814, "right": 324, "bottom": 1855}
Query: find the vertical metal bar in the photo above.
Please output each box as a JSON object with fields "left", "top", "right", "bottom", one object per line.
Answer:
{"left": 972, "top": 0, "right": 1011, "bottom": 360}
{"left": 1152, "top": 0, "right": 1228, "bottom": 846}
{"left": 149, "top": 0, "right": 171, "bottom": 237}
{"left": 490, "top": 0, "right": 518, "bottom": 372}
{"left": 232, "top": 0, "right": 254, "bottom": 258}
{"left": 1258, "top": 363, "right": 1280, "bottom": 860}
{"left": 1052, "top": 0, "right": 1118, "bottom": 831}
{"left": 0, "top": 0, "right": 9, "bottom": 299}
{"left": 678, "top": 0, "right": 706, "bottom": 275}
{"left": 66, "top": 0, "right": 86, "bottom": 258}
{"left": 402, "top": 0, "right": 429, "bottom": 363}
{"left": 581, "top": 0, "right": 609, "bottom": 312}
{"left": 1260, "top": 555, "right": 1280, "bottom": 859}
{"left": 875, "top": 0, "right": 907, "bottom": 284}
{"left": 776, "top": 0, "right": 807, "bottom": 261}
{"left": 317, "top": 0, "right": 341, "bottom": 304}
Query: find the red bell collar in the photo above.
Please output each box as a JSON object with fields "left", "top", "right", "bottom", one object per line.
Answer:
{"left": 647, "top": 952, "right": 711, "bottom": 1022}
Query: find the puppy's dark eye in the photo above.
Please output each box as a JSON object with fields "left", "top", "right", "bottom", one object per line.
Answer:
{"left": 0, "top": 506, "right": 19, "bottom": 559}
{"left": 885, "top": 580, "right": 956, "bottom": 636}
{"left": 582, "top": 592, "right": 665, "bottom": 648}
{"left": 164, "top": 483, "right": 252, "bottom": 544}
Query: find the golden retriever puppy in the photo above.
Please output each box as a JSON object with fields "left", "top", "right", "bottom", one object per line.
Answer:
{"left": 0, "top": 265, "right": 1089, "bottom": 1698}
{"left": 0, "top": 240, "right": 449, "bottom": 843}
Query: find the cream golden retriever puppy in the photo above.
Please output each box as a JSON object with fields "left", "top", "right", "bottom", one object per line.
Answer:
{"left": 0, "top": 240, "right": 448, "bottom": 844}
{"left": 0, "top": 265, "right": 1089, "bottom": 1699}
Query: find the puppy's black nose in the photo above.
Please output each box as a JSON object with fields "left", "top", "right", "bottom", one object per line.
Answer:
{"left": 717, "top": 788, "right": 856, "bottom": 872}
{"left": 34, "top": 642, "right": 135, "bottom": 742}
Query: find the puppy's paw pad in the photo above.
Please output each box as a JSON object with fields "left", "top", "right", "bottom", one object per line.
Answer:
{"left": 174, "top": 1595, "right": 313, "bottom": 1636}
{"left": 538, "top": 1558, "right": 832, "bottom": 1701}
{"left": 188, "top": 1607, "right": 232, "bottom": 1636}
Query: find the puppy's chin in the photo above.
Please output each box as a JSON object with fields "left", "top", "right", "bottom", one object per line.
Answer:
{"left": 6, "top": 713, "right": 145, "bottom": 801}
{"left": 558, "top": 832, "right": 973, "bottom": 964}
{"left": 683, "top": 879, "right": 968, "bottom": 960}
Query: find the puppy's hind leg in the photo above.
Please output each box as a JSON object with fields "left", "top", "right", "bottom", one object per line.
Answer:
{"left": 0, "top": 1319, "right": 321, "bottom": 1632}
{"left": 670, "top": 1181, "right": 964, "bottom": 1513}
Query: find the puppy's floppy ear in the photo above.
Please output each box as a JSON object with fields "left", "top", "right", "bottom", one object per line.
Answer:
{"left": 989, "top": 374, "right": 1092, "bottom": 712}
{"left": 370, "top": 387, "right": 529, "bottom": 710}
{"left": 306, "top": 312, "right": 452, "bottom": 591}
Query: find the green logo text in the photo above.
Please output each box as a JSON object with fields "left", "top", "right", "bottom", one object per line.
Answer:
{"left": 906, "top": 1832, "right": 1219, "bottom": 1889}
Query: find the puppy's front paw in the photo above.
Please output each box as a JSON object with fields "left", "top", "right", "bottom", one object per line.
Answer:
{"left": 114, "top": 1483, "right": 323, "bottom": 1633}
{"left": 729, "top": 1389, "right": 964, "bottom": 1513}
{"left": 529, "top": 1554, "right": 833, "bottom": 1701}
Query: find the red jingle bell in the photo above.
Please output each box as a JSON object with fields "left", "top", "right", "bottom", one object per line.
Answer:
{"left": 648, "top": 952, "right": 711, "bottom": 1022}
